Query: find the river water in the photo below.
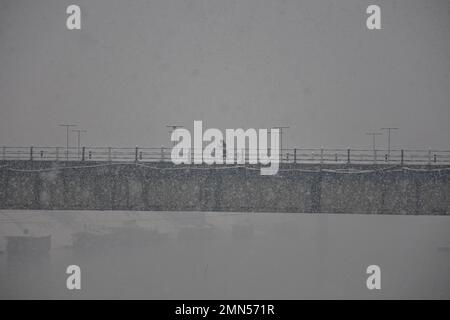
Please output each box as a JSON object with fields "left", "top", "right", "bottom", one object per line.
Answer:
{"left": 0, "top": 210, "right": 449, "bottom": 299}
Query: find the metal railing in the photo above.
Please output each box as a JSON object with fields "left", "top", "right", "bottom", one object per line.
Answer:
{"left": 1, "top": 146, "right": 450, "bottom": 165}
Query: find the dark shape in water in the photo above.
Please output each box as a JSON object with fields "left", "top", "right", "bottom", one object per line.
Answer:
{"left": 106, "top": 225, "right": 168, "bottom": 247}
{"left": 72, "top": 222, "right": 168, "bottom": 253}
{"left": 6, "top": 235, "right": 51, "bottom": 257}
{"left": 71, "top": 230, "right": 110, "bottom": 252}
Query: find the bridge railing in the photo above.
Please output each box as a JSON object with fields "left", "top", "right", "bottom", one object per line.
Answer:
{"left": 1, "top": 146, "right": 450, "bottom": 165}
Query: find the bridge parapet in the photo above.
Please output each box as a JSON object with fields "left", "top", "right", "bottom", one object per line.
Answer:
{"left": 2, "top": 146, "right": 450, "bottom": 166}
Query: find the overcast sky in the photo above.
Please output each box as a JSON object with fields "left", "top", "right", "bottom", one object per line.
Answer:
{"left": 0, "top": 0, "right": 449, "bottom": 149}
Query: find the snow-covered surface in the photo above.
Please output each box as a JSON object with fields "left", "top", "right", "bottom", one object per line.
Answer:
{"left": 1, "top": 210, "right": 450, "bottom": 299}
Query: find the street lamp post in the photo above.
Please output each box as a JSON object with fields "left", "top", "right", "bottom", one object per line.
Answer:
{"left": 59, "top": 124, "right": 77, "bottom": 161}
{"left": 366, "top": 132, "right": 382, "bottom": 151}
{"left": 272, "top": 126, "right": 290, "bottom": 161}
{"left": 72, "top": 129, "right": 87, "bottom": 160}
{"left": 166, "top": 125, "right": 183, "bottom": 146}
{"left": 381, "top": 127, "right": 398, "bottom": 159}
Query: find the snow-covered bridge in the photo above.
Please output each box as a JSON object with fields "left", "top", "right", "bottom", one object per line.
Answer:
{"left": 1, "top": 151, "right": 449, "bottom": 215}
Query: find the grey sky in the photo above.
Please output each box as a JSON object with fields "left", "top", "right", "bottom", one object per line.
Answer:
{"left": 0, "top": 0, "right": 449, "bottom": 149}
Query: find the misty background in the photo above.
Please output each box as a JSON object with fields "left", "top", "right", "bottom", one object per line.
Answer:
{"left": 0, "top": 0, "right": 449, "bottom": 149}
